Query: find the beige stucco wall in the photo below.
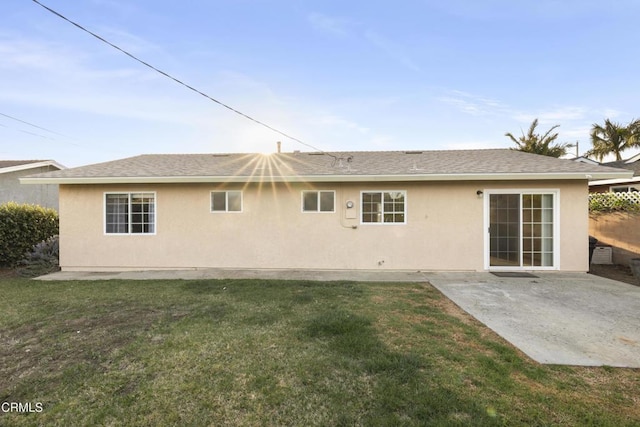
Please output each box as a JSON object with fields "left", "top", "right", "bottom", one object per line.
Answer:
{"left": 58, "top": 180, "right": 589, "bottom": 272}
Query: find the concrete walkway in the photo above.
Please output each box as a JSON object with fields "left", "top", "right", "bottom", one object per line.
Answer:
{"left": 427, "top": 272, "right": 640, "bottom": 368}
{"left": 35, "top": 268, "right": 431, "bottom": 282}
{"left": 37, "top": 269, "right": 640, "bottom": 367}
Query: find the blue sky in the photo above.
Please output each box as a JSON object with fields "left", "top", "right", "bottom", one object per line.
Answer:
{"left": 2, "top": 0, "right": 639, "bottom": 167}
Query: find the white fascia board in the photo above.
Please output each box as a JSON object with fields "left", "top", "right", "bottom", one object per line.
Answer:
{"left": 624, "top": 153, "right": 640, "bottom": 164}
{"left": 1, "top": 160, "right": 65, "bottom": 175}
{"left": 20, "top": 170, "right": 633, "bottom": 185}
{"left": 572, "top": 157, "right": 600, "bottom": 165}
{"left": 589, "top": 176, "right": 640, "bottom": 186}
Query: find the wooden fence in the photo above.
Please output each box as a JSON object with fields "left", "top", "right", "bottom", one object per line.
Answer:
{"left": 588, "top": 192, "right": 640, "bottom": 264}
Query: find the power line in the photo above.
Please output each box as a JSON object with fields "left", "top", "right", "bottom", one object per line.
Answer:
{"left": 0, "top": 112, "right": 83, "bottom": 145}
{"left": 0, "top": 112, "right": 55, "bottom": 140}
{"left": 31, "top": 0, "right": 336, "bottom": 158}
{"left": 17, "top": 129, "right": 54, "bottom": 140}
{"left": 0, "top": 112, "right": 69, "bottom": 138}
{"left": 0, "top": 121, "right": 49, "bottom": 139}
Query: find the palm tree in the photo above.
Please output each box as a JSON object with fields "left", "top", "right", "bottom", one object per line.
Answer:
{"left": 588, "top": 119, "right": 640, "bottom": 161}
{"left": 505, "top": 119, "right": 570, "bottom": 158}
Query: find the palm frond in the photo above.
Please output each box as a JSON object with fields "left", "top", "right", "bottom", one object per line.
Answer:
{"left": 589, "top": 118, "right": 638, "bottom": 161}
{"left": 505, "top": 119, "right": 567, "bottom": 158}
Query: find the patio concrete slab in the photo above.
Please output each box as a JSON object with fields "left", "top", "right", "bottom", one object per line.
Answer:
{"left": 426, "top": 272, "right": 640, "bottom": 368}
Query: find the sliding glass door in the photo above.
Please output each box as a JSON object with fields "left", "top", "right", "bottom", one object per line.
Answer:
{"left": 488, "top": 192, "right": 556, "bottom": 268}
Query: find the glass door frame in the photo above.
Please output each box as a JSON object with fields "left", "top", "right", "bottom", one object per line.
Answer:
{"left": 483, "top": 189, "right": 560, "bottom": 271}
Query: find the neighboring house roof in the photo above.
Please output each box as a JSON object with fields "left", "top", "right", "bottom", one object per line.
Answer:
{"left": 21, "top": 149, "right": 632, "bottom": 184}
{"left": 0, "top": 159, "right": 65, "bottom": 175}
{"left": 589, "top": 153, "right": 640, "bottom": 187}
{"left": 602, "top": 157, "right": 640, "bottom": 177}
{"left": 622, "top": 152, "right": 640, "bottom": 164}
{"left": 572, "top": 156, "right": 600, "bottom": 166}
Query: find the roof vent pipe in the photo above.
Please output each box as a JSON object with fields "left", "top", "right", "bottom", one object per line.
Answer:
{"left": 277, "top": 141, "right": 281, "bottom": 153}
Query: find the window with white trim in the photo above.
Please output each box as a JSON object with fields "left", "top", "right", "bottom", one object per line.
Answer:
{"left": 105, "top": 192, "right": 155, "bottom": 234}
{"left": 211, "top": 191, "right": 242, "bottom": 212}
{"left": 302, "top": 191, "right": 335, "bottom": 212}
{"left": 361, "top": 191, "right": 406, "bottom": 223}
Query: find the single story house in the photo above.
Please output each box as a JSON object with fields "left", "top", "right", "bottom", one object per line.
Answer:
{"left": 1, "top": 159, "right": 65, "bottom": 210}
{"left": 21, "top": 149, "right": 631, "bottom": 272}
{"left": 588, "top": 152, "right": 640, "bottom": 193}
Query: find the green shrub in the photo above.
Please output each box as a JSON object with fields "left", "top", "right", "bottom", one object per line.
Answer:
{"left": 589, "top": 192, "right": 640, "bottom": 213}
{"left": 0, "top": 202, "right": 59, "bottom": 267}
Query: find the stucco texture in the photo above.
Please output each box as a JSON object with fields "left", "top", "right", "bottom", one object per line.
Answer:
{"left": 58, "top": 180, "right": 589, "bottom": 272}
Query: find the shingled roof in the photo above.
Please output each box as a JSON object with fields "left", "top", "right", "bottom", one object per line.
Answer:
{"left": 603, "top": 154, "right": 640, "bottom": 177}
{"left": 21, "top": 149, "right": 631, "bottom": 184}
{"left": 0, "top": 160, "right": 42, "bottom": 169}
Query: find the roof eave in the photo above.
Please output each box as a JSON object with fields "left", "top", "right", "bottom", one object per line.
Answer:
{"left": 589, "top": 175, "right": 640, "bottom": 186}
{"left": 20, "top": 171, "right": 632, "bottom": 185}
{"left": 1, "top": 160, "right": 65, "bottom": 175}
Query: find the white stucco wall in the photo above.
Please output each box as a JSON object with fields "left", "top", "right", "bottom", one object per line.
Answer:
{"left": 58, "top": 180, "right": 589, "bottom": 272}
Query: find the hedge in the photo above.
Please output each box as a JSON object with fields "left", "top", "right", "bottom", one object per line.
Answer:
{"left": 589, "top": 192, "right": 640, "bottom": 213}
{"left": 0, "top": 202, "right": 59, "bottom": 267}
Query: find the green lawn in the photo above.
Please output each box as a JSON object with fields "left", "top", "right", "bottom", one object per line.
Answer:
{"left": 0, "top": 277, "right": 638, "bottom": 426}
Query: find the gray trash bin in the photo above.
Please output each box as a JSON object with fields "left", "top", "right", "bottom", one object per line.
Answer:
{"left": 589, "top": 236, "right": 598, "bottom": 264}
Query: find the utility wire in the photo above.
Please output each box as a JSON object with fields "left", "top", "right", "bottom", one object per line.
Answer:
{"left": 16, "top": 129, "right": 54, "bottom": 140}
{"left": 31, "top": 0, "right": 336, "bottom": 159}
{"left": 0, "top": 111, "right": 84, "bottom": 146}
{"left": 0, "top": 112, "right": 69, "bottom": 138}
{"left": 0, "top": 119, "right": 51, "bottom": 140}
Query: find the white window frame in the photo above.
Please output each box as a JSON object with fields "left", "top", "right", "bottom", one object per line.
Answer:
{"left": 210, "top": 190, "right": 243, "bottom": 213}
{"left": 610, "top": 185, "right": 639, "bottom": 192}
{"left": 483, "top": 189, "right": 560, "bottom": 271}
{"left": 104, "top": 192, "right": 157, "bottom": 235}
{"left": 301, "top": 190, "right": 336, "bottom": 213}
{"left": 360, "top": 190, "right": 407, "bottom": 225}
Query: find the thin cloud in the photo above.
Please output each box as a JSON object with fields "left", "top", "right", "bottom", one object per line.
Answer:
{"left": 514, "top": 107, "right": 587, "bottom": 124}
{"left": 97, "top": 25, "right": 167, "bottom": 57}
{"left": 89, "top": 0, "right": 140, "bottom": 18}
{"left": 599, "top": 108, "right": 625, "bottom": 120}
{"left": 438, "top": 97, "right": 486, "bottom": 116}
{"left": 438, "top": 91, "right": 506, "bottom": 116}
{"left": 562, "top": 126, "right": 590, "bottom": 139}
{"left": 312, "top": 114, "right": 370, "bottom": 134}
{"left": 0, "top": 39, "right": 74, "bottom": 70}
{"left": 308, "top": 13, "right": 352, "bottom": 37}
{"left": 0, "top": 36, "right": 145, "bottom": 80}
{"left": 441, "top": 90, "right": 591, "bottom": 125}
{"left": 438, "top": 89, "right": 606, "bottom": 152}
{"left": 430, "top": 0, "right": 636, "bottom": 22}
{"left": 443, "top": 140, "right": 502, "bottom": 150}
{"left": 364, "top": 30, "right": 421, "bottom": 72}
{"left": 308, "top": 15, "right": 420, "bottom": 73}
